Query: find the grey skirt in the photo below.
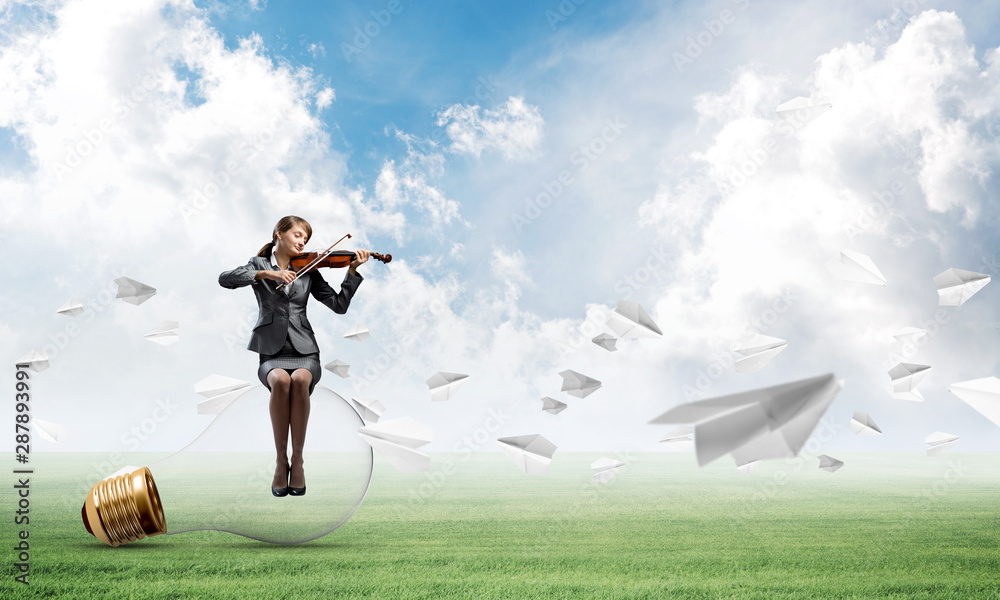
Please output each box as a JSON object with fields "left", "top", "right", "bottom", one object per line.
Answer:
{"left": 257, "top": 336, "right": 321, "bottom": 396}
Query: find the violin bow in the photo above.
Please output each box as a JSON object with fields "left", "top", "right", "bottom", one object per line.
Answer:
{"left": 275, "top": 233, "right": 352, "bottom": 291}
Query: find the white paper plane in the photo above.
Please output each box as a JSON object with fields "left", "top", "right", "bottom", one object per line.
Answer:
{"left": 891, "top": 326, "right": 927, "bottom": 345}
{"left": 925, "top": 431, "right": 959, "bottom": 456}
{"left": 194, "top": 374, "right": 251, "bottom": 415}
{"left": 591, "top": 458, "right": 626, "bottom": 483}
{"left": 33, "top": 418, "right": 67, "bottom": 443}
{"left": 144, "top": 321, "right": 179, "bottom": 346}
{"left": 114, "top": 276, "right": 157, "bottom": 305}
{"left": 541, "top": 397, "right": 567, "bottom": 415}
{"left": 848, "top": 411, "right": 882, "bottom": 436}
{"left": 496, "top": 434, "right": 557, "bottom": 475}
{"left": 817, "top": 454, "right": 844, "bottom": 472}
{"left": 888, "top": 363, "right": 931, "bottom": 402}
{"left": 734, "top": 333, "right": 788, "bottom": 373}
{"left": 57, "top": 298, "right": 84, "bottom": 317}
{"left": 948, "top": 377, "right": 1000, "bottom": 428}
{"left": 649, "top": 373, "right": 842, "bottom": 467}
{"left": 324, "top": 359, "right": 350, "bottom": 378}
{"left": 559, "top": 369, "right": 602, "bottom": 398}
{"left": 592, "top": 333, "right": 618, "bottom": 352}
{"left": 736, "top": 459, "right": 760, "bottom": 474}
{"left": 358, "top": 417, "right": 434, "bottom": 472}
{"left": 15, "top": 349, "right": 49, "bottom": 373}
{"left": 776, "top": 96, "right": 832, "bottom": 116}
{"left": 343, "top": 323, "right": 370, "bottom": 341}
{"left": 825, "top": 250, "right": 886, "bottom": 285}
{"left": 933, "top": 268, "right": 990, "bottom": 306}
{"left": 659, "top": 425, "right": 694, "bottom": 450}
{"left": 426, "top": 372, "right": 469, "bottom": 402}
{"left": 351, "top": 397, "right": 385, "bottom": 423}
{"left": 605, "top": 300, "right": 663, "bottom": 339}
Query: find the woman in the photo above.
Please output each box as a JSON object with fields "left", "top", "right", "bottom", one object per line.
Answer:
{"left": 218, "top": 215, "right": 369, "bottom": 497}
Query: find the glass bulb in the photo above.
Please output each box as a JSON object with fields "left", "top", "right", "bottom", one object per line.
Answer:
{"left": 81, "top": 385, "right": 373, "bottom": 546}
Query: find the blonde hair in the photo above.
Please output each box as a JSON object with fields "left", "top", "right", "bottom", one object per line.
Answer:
{"left": 256, "top": 216, "right": 313, "bottom": 259}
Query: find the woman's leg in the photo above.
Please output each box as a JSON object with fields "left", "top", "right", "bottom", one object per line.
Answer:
{"left": 267, "top": 368, "right": 292, "bottom": 490}
{"left": 288, "top": 368, "right": 313, "bottom": 489}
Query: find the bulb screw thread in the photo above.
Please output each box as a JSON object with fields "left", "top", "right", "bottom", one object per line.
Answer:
{"left": 81, "top": 466, "right": 167, "bottom": 547}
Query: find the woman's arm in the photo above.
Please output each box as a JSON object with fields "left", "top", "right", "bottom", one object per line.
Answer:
{"left": 310, "top": 270, "right": 363, "bottom": 314}
{"left": 219, "top": 258, "right": 267, "bottom": 289}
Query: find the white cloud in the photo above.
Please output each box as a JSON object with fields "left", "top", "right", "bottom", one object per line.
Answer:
{"left": 436, "top": 95, "right": 545, "bottom": 161}
{"left": 316, "top": 86, "right": 335, "bottom": 109}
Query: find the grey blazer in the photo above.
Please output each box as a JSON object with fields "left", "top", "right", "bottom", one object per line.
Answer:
{"left": 218, "top": 255, "right": 363, "bottom": 355}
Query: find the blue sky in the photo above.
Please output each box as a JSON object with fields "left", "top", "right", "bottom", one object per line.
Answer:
{"left": 2, "top": 0, "right": 1000, "bottom": 466}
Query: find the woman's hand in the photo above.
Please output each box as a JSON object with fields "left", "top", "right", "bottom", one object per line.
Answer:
{"left": 265, "top": 269, "right": 297, "bottom": 284}
{"left": 349, "top": 249, "right": 370, "bottom": 274}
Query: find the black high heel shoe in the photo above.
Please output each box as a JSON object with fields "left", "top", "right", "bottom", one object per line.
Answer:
{"left": 288, "top": 462, "right": 305, "bottom": 496}
{"left": 272, "top": 462, "right": 290, "bottom": 497}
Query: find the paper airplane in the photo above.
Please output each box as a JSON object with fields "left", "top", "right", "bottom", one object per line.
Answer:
{"left": 948, "top": 377, "right": 1000, "bottom": 428}
{"left": 343, "top": 323, "right": 370, "bottom": 341}
{"left": 817, "top": 454, "right": 844, "bottom": 472}
{"left": 559, "top": 369, "right": 602, "bottom": 398}
{"left": 736, "top": 460, "right": 760, "bottom": 474}
{"left": 15, "top": 349, "right": 49, "bottom": 373}
{"left": 891, "top": 327, "right": 927, "bottom": 345}
{"left": 56, "top": 298, "right": 84, "bottom": 317}
{"left": 933, "top": 268, "right": 990, "bottom": 306}
{"left": 324, "top": 359, "right": 350, "bottom": 378}
{"left": 734, "top": 333, "right": 787, "bottom": 373}
{"left": 426, "top": 372, "right": 469, "bottom": 402}
{"left": 591, "top": 458, "right": 626, "bottom": 483}
{"left": 605, "top": 300, "right": 662, "bottom": 339}
{"left": 776, "top": 96, "right": 832, "bottom": 117}
{"left": 592, "top": 333, "right": 618, "bottom": 352}
{"left": 649, "top": 373, "right": 842, "bottom": 467}
{"left": 848, "top": 411, "right": 882, "bottom": 436}
{"left": 194, "top": 374, "right": 251, "bottom": 414}
{"left": 825, "top": 250, "right": 886, "bottom": 285}
{"left": 541, "top": 397, "right": 567, "bottom": 415}
{"left": 925, "top": 431, "right": 959, "bottom": 456}
{"left": 358, "top": 417, "right": 433, "bottom": 472}
{"left": 114, "top": 276, "right": 157, "bottom": 305}
{"left": 33, "top": 418, "right": 67, "bottom": 443}
{"left": 659, "top": 425, "right": 694, "bottom": 450}
{"left": 351, "top": 397, "right": 385, "bottom": 422}
{"left": 496, "top": 434, "right": 557, "bottom": 475}
{"left": 144, "top": 321, "right": 178, "bottom": 346}
{"left": 888, "top": 363, "right": 931, "bottom": 402}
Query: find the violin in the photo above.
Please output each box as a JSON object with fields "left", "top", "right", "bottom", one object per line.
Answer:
{"left": 275, "top": 233, "right": 391, "bottom": 290}
{"left": 288, "top": 250, "right": 391, "bottom": 271}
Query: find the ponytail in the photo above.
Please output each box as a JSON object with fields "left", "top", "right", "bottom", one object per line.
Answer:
{"left": 256, "top": 234, "right": 277, "bottom": 258}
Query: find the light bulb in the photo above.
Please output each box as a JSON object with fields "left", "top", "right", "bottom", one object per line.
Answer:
{"left": 81, "top": 385, "right": 373, "bottom": 546}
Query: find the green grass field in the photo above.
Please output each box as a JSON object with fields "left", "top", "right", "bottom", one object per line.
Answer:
{"left": 3, "top": 452, "right": 999, "bottom": 599}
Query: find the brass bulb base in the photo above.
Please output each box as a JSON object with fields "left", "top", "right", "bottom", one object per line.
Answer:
{"left": 81, "top": 466, "right": 167, "bottom": 547}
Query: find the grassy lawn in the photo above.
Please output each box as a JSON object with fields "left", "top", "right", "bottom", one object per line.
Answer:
{"left": 3, "top": 452, "right": 999, "bottom": 599}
